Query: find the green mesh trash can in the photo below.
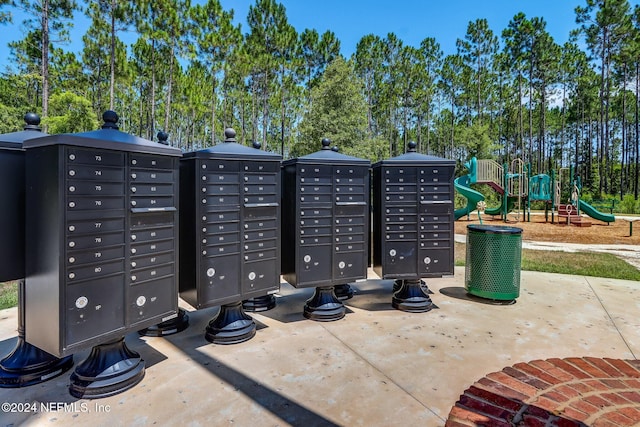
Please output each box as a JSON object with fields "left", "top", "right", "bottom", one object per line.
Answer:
{"left": 465, "top": 225, "right": 522, "bottom": 300}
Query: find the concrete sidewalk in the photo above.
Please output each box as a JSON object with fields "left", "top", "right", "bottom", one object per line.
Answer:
{"left": 0, "top": 267, "right": 638, "bottom": 426}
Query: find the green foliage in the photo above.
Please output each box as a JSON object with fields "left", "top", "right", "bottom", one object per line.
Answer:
{"left": 620, "top": 194, "right": 639, "bottom": 214}
{"left": 0, "top": 281, "right": 17, "bottom": 310}
{"left": 44, "top": 91, "right": 99, "bottom": 133}
{"left": 0, "top": 104, "right": 23, "bottom": 134}
{"left": 456, "top": 123, "right": 498, "bottom": 159}
{"left": 295, "top": 57, "right": 368, "bottom": 158}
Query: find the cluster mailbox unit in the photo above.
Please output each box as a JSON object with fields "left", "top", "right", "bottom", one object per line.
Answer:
{"left": 281, "top": 139, "right": 370, "bottom": 321}
{"left": 23, "top": 111, "right": 181, "bottom": 398}
{"left": 0, "top": 114, "right": 73, "bottom": 388}
{"left": 179, "top": 129, "right": 281, "bottom": 344}
{"left": 372, "top": 141, "right": 455, "bottom": 312}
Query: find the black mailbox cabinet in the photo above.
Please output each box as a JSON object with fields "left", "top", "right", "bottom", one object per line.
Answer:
{"left": 179, "top": 129, "right": 281, "bottom": 344}
{"left": 372, "top": 142, "right": 455, "bottom": 312}
{"left": 23, "top": 113, "right": 181, "bottom": 358}
{"left": 281, "top": 140, "right": 370, "bottom": 321}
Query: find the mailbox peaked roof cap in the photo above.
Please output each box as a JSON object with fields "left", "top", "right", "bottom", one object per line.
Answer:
{"left": 23, "top": 110, "right": 182, "bottom": 156}
{"left": 0, "top": 113, "right": 47, "bottom": 150}
{"left": 283, "top": 138, "right": 370, "bottom": 166}
{"left": 373, "top": 141, "right": 454, "bottom": 167}
{"left": 183, "top": 128, "right": 282, "bottom": 160}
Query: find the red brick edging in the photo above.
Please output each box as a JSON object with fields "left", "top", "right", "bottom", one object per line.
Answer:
{"left": 445, "top": 357, "right": 640, "bottom": 426}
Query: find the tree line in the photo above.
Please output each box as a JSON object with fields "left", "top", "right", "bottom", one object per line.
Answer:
{"left": 1, "top": 0, "right": 640, "bottom": 203}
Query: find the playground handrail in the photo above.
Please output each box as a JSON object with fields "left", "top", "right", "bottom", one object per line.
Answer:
{"left": 476, "top": 159, "right": 503, "bottom": 189}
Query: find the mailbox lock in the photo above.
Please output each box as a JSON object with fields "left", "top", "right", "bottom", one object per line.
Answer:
{"left": 69, "top": 154, "right": 76, "bottom": 160}
{"left": 131, "top": 200, "right": 137, "bottom": 206}
{"left": 131, "top": 234, "right": 137, "bottom": 241}
{"left": 68, "top": 272, "right": 75, "bottom": 279}
{"left": 389, "top": 249, "right": 396, "bottom": 257}
{"left": 68, "top": 201, "right": 75, "bottom": 208}
{"left": 75, "top": 296, "right": 88, "bottom": 309}
{"left": 248, "top": 272, "right": 256, "bottom": 280}
{"left": 303, "top": 255, "right": 311, "bottom": 263}
{"left": 206, "top": 268, "right": 215, "bottom": 278}
{"left": 338, "top": 261, "right": 346, "bottom": 269}
{"left": 68, "top": 241, "right": 76, "bottom": 248}
{"left": 131, "top": 261, "right": 137, "bottom": 268}
{"left": 424, "top": 257, "right": 431, "bottom": 265}
{"left": 69, "top": 257, "right": 75, "bottom": 263}
{"left": 136, "top": 296, "right": 146, "bottom": 307}
{"left": 131, "top": 187, "right": 136, "bottom": 193}
{"left": 68, "top": 225, "right": 75, "bottom": 232}
{"left": 69, "top": 186, "right": 76, "bottom": 192}
{"left": 68, "top": 170, "right": 75, "bottom": 176}
{"left": 131, "top": 173, "right": 137, "bottom": 179}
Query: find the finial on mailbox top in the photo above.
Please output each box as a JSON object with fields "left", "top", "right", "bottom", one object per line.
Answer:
{"left": 321, "top": 138, "right": 331, "bottom": 150}
{"left": 157, "top": 131, "right": 169, "bottom": 145}
{"left": 224, "top": 128, "right": 237, "bottom": 143}
{"left": 23, "top": 112, "right": 41, "bottom": 131}
{"left": 408, "top": 141, "right": 417, "bottom": 153}
{"left": 102, "top": 110, "right": 119, "bottom": 130}
{"left": 331, "top": 145, "right": 339, "bottom": 152}
{"left": 252, "top": 141, "right": 261, "bottom": 150}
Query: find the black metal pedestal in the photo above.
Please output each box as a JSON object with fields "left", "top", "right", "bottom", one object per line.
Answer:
{"left": 242, "top": 295, "right": 276, "bottom": 312}
{"left": 0, "top": 279, "right": 74, "bottom": 388}
{"left": 205, "top": 301, "right": 256, "bottom": 345}
{"left": 138, "top": 308, "right": 189, "bottom": 337}
{"left": 333, "top": 283, "right": 354, "bottom": 300}
{"left": 69, "top": 337, "right": 145, "bottom": 399}
{"left": 303, "top": 286, "right": 345, "bottom": 321}
{"left": 393, "top": 279, "right": 430, "bottom": 294}
{"left": 392, "top": 279, "right": 435, "bottom": 313}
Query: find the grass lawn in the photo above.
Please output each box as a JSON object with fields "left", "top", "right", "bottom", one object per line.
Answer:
{"left": 0, "top": 281, "right": 18, "bottom": 310}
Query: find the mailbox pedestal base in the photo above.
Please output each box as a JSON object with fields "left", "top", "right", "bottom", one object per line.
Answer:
{"left": 138, "top": 308, "right": 189, "bottom": 337}
{"left": 303, "top": 286, "right": 345, "bottom": 322}
{"left": 392, "top": 279, "right": 435, "bottom": 313}
{"left": 242, "top": 295, "right": 276, "bottom": 312}
{"left": 1, "top": 280, "right": 73, "bottom": 388}
{"left": 205, "top": 302, "right": 256, "bottom": 345}
{"left": 69, "top": 337, "right": 145, "bottom": 399}
{"left": 393, "top": 279, "right": 430, "bottom": 294}
{"left": 333, "top": 284, "right": 354, "bottom": 300}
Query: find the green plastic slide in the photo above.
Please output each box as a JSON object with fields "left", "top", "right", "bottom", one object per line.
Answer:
{"left": 579, "top": 199, "right": 615, "bottom": 223}
{"left": 454, "top": 175, "right": 485, "bottom": 220}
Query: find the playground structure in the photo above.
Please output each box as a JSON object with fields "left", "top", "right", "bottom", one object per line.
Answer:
{"left": 454, "top": 157, "right": 616, "bottom": 225}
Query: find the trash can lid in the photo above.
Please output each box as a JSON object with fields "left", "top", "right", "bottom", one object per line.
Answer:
{"left": 467, "top": 224, "right": 522, "bottom": 234}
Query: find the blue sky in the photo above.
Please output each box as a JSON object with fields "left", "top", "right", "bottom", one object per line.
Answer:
{"left": 1, "top": 0, "right": 639, "bottom": 70}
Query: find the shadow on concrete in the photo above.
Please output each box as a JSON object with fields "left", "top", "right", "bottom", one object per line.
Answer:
{"left": 439, "top": 287, "right": 517, "bottom": 306}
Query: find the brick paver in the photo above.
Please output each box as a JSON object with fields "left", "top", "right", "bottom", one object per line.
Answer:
{"left": 446, "top": 358, "right": 640, "bottom": 426}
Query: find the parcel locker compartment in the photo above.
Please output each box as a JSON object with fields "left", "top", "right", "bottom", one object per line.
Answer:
{"left": 244, "top": 238, "right": 277, "bottom": 252}
{"left": 67, "top": 164, "right": 124, "bottom": 181}
{"left": 67, "top": 259, "right": 125, "bottom": 282}
{"left": 130, "top": 195, "right": 175, "bottom": 209}
{"left": 243, "top": 259, "right": 279, "bottom": 294}
{"left": 130, "top": 226, "right": 175, "bottom": 242}
{"left": 130, "top": 154, "right": 174, "bottom": 169}
{"left": 333, "top": 251, "right": 366, "bottom": 281}
{"left": 67, "top": 245, "right": 125, "bottom": 266}
{"left": 66, "top": 148, "right": 124, "bottom": 166}
{"left": 131, "top": 238, "right": 174, "bottom": 256}
{"left": 130, "top": 169, "right": 174, "bottom": 183}
{"left": 128, "top": 276, "right": 176, "bottom": 327}
{"left": 297, "top": 245, "right": 331, "bottom": 284}
{"left": 67, "top": 217, "right": 125, "bottom": 234}
{"left": 383, "top": 241, "right": 417, "bottom": 275}
{"left": 67, "top": 231, "right": 125, "bottom": 250}
{"left": 130, "top": 263, "right": 174, "bottom": 284}
{"left": 130, "top": 182, "right": 174, "bottom": 196}
{"left": 130, "top": 251, "right": 174, "bottom": 270}
{"left": 200, "top": 255, "right": 241, "bottom": 305}
{"left": 419, "top": 249, "right": 452, "bottom": 275}
{"left": 204, "top": 183, "right": 240, "bottom": 195}
{"left": 64, "top": 275, "right": 126, "bottom": 347}
{"left": 68, "top": 180, "right": 123, "bottom": 196}
{"left": 300, "top": 235, "right": 332, "bottom": 246}
{"left": 67, "top": 195, "right": 126, "bottom": 211}
{"left": 244, "top": 228, "right": 277, "bottom": 241}
{"left": 243, "top": 161, "right": 279, "bottom": 173}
